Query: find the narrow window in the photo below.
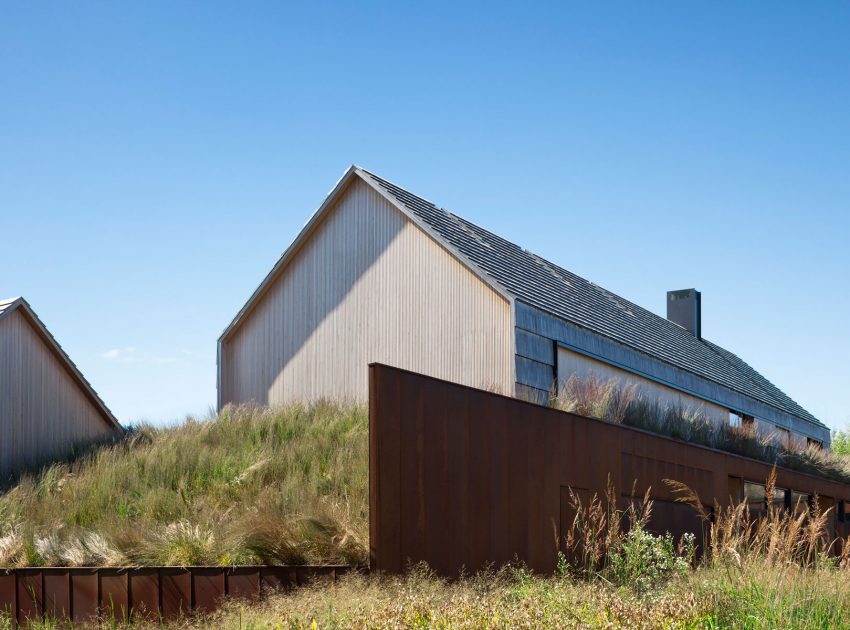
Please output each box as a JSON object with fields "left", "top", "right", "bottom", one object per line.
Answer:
{"left": 791, "top": 490, "right": 809, "bottom": 514}
{"left": 743, "top": 481, "right": 767, "bottom": 511}
{"left": 807, "top": 437, "right": 823, "bottom": 450}
{"left": 728, "top": 411, "right": 743, "bottom": 428}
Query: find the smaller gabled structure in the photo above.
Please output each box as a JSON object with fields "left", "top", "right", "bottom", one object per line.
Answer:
{"left": 0, "top": 297, "right": 121, "bottom": 477}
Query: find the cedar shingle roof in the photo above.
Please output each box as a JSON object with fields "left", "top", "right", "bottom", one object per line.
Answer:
{"left": 359, "top": 168, "right": 822, "bottom": 427}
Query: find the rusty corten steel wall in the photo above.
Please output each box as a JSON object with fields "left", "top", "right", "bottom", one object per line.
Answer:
{"left": 369, "top": 363, "right": 850, "bottom": 575}
{"left": 0, "top": 565, "right": 350, "bottom": 625}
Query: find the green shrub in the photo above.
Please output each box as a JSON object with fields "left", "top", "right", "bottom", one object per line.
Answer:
{"left": 607, "top": 524, "right": 693, "bottom": 594}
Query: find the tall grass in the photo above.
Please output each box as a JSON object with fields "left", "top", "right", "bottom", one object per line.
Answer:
{"left": 552, "top": 374, "right": 850, "bottom": 484}
{"left": 3, "top": 393, "right": 850, "bottom": 627}
{"left": 9, "top": 473, "right": 849, "bottom": 628}
{"left": 0, "top": 402, "right": 368, "bottom": 567}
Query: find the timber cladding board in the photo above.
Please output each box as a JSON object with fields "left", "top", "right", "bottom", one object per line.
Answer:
{"left": 515, "top": 328, "right": 555, "bottom": 366}
{"left": 369, "top": 363, "right": 850, "bottom": 576}
{"left": 516, "top": 301, "right": 828, "bottom": 442}
{"left": 515, "top": 355, "right": 555, "bottom": 392}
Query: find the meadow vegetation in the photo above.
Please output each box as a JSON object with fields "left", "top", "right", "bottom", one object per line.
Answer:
{"left": 0, "top": 402, "right": 368, "bottom": 567}
{"left": 5, "top": 470, "right": 850, "bottom": 628}
{"left": 3, "top": 386, "right": 850, "bottom": 627}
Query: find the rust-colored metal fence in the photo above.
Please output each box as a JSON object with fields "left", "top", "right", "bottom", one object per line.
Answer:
{"left": 0, "top": 565, "right": 351, "bottom": 625}
{"left": 369, "top": 363, "right": 850, "bottom": 575}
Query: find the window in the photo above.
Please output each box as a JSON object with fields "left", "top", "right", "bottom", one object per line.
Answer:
{"left": 743, "top": 481, "right": 764, "bottom": 506}
{"left": 772, "top": 487, "right": 788, "bottom": 510}
{"left": 791, "top": 491, "right": 810, "bottom": 514}
{"left": 729, "top": 412, "right": 755, "bottom": 430}
{"left": 807, "top": 437, "right": 823, "bottom": 450}
{"left": 775, "top": 426, "right": 791, "bottom": 447}
{"left": 744, "top": 480, "right": 787, "bottom": 511}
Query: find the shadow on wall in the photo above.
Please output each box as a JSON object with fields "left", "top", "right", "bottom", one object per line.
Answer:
{"left": 220, "top": 179, "right": 405, "bottom": 406}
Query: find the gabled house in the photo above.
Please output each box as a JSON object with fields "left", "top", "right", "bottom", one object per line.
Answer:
{"left": 218, "top": 166, "right": 829, "bottom": 448}
{"left": 0, "top": 297, "right": 122, "bottom": 477}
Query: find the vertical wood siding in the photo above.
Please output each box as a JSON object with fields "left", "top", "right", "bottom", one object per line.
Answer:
{"left": 0, "top": 311, "right": 114, "bottom": 477}
{"left": 220, "top": 177, "right": 512, "bottom": 406}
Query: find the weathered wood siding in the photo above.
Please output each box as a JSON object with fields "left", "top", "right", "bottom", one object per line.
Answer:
{"left": 0, "top": 310, "right": 114, "bottom": 477}
{"left": 515, "top": 301, "right": 829, "bottom": 444}
{"left": 220, "top": 177, "right": 512, "bottom": 406}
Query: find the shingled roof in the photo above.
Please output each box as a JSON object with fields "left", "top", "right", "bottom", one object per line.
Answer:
{"left": 357, "top": 168, "right": 823, "bottom": 428}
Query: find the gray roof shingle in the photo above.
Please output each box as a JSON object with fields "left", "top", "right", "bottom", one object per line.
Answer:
{"left": 359, "top": 168, "right": 822, "bottom": 428}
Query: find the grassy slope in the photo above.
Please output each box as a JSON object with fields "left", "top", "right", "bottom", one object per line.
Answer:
{"left": 0, "top": 402, "right": 368, "bottom": 567}
{"left": 3, "top": 400, "right": 850, "bottom": 628}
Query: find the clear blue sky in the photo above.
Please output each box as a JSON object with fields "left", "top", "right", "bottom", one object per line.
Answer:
{"left": 1, "top": 3, "right": 847, "bottom": 429}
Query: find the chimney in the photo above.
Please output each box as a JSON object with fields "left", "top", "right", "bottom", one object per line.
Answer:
{"left": 667, "top": 289, "right": 701, "bottom": 338}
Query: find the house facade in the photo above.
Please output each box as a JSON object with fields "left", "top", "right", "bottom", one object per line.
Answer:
{"left": 0, "top": 297, "right": 122, "bottom": 477}
{"left": 218, "top": 166, "right": 830, "bottom": 448}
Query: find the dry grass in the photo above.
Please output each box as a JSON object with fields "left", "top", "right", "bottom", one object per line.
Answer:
{"left": 9, "top": 473, "right": 850, "bottom": 628}
{"left": 552, "top": 374, "right": 850, "bottom": 484}
{"left": 0, "top": 402, "right": 369, "bottom": 567}
{"left": 4, "top": 383, "right": 850, "bottom": 627}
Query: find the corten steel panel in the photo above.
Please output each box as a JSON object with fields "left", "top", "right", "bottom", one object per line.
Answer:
{"left": 398, "top": 371, "right": 427, "bottom": 569}
{"left": 128, "top": 568, "right": 160, "bottom": 621}
{"left": 43, "top": 569, "right": 70, "bottom": 622}
{"left": 160, "top": 569, "right": 191, "bottom": 620}
{"left": 99, "top": 569, "right": 128, "bottom": 622}
{"left": 370, "top": 364, "right": 850, "bottom": 576}
{"left": 17, "top": 569, "right": 42, "bottom": 624}
{"left": 489, "top": 395, "right": 513, "bottom": 568}
{"left": 423, "top": 377, "right": 458, "bottom": 576}
{"left": 507, "top": 397, "right": 530, "bottom": 568}
{"left": 369, "top": 364, "right": 403, "bottom": 573}
{"left": 191, "top": 568, "right": 224, "bottom": 614}
{"left": 227, "top": 568, "right": 260, "bottom": 600}
{"left": 0, "top": 572, "right": 14, "bottom": 619}
{"left": 465, "top": 390, "right": 494, "bottom": 571}
{"left": 260, "top": 567, "right": 297, "bottom": 594}
{"left": 296, "top": 566, "right": 335, "bottom": 586}
{"left": 70, "top": 569, "right": 98, "bottom": 625}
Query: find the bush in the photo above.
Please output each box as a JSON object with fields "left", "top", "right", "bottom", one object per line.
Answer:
{"left": 608, "top": 525, "right": 694, "bottom": 594}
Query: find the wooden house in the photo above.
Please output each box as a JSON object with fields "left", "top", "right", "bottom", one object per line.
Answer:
{"left": 0, "top": 297, "right": 121, "bottom": 477}
{"left": 218, "top": 166, "right": 829, "bottom": 448}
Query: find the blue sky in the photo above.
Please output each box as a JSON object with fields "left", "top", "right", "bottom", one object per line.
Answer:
{"left": 1, "top": 3, "right": 848, "bottom": 428}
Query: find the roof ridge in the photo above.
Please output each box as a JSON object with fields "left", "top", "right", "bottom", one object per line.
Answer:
{"left": 362, "top": 167, "right": 821, "bottom": 428}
